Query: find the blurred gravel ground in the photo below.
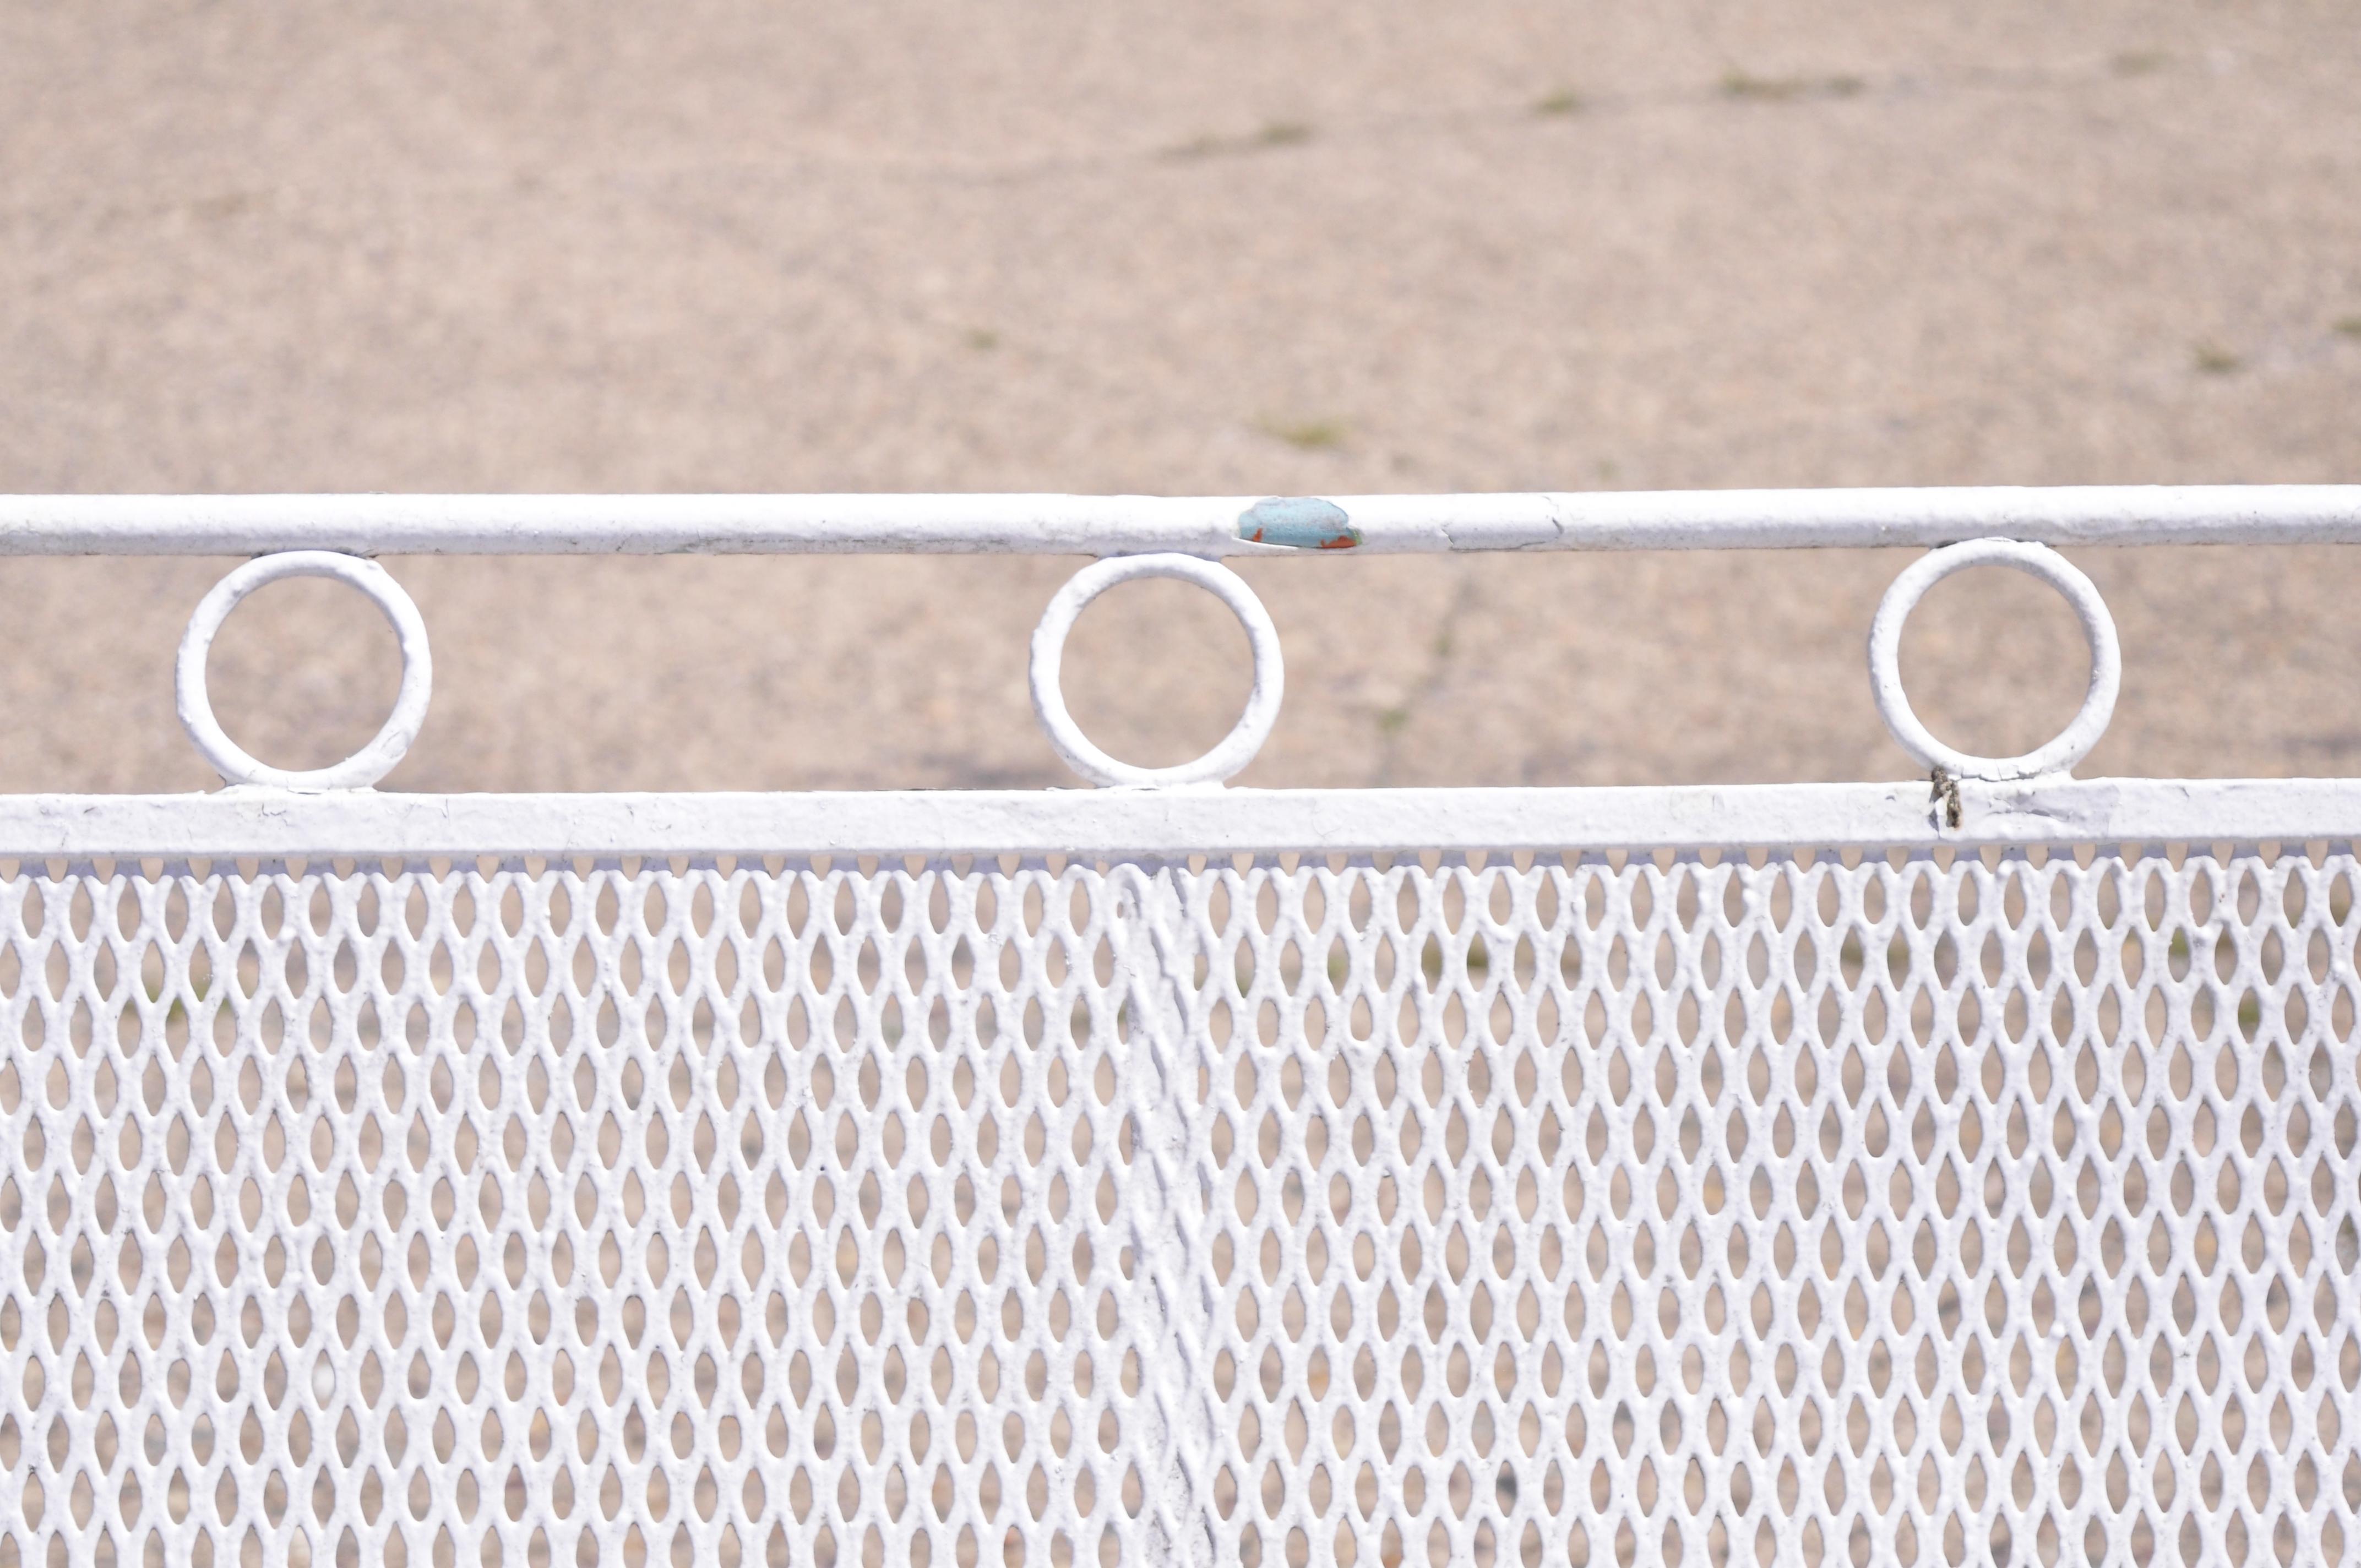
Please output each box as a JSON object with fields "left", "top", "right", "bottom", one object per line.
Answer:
{"left": 2, "top": 2, "right": 2357, "bottom": 795}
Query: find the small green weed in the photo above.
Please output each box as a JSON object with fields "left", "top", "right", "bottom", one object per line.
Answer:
{"left": 1258, "top": 417, "right": 1349, "bottom": 451}
{"left": 1720, "top": 70, "right": 1864, "bottom": 102}
{"left": 1163, "top": 121, "right": 1314, "bottom": 160}
{"left": 2191, "top": 342, "right": 2243, "bottom": 375}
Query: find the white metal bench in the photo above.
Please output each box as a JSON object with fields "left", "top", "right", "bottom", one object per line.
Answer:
{"left": 3, "top": 487, "right": 2358, "bottom": 1567}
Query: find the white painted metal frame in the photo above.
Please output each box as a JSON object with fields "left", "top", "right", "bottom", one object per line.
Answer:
{"left": 0, "top": 487, "right": 2349, "bottom": 856}
{"left": 6, "top": 483, "right": 2361, "bottom": 555}
{"left": 1, "top": 777, "right": 2358, "bottom": 862}
{"left": 5, "top": 487, "right": 2361, "bottom": 1568}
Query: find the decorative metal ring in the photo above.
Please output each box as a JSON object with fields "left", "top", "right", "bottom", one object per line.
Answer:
{"left": 1868, "top": 538, "right": 2119, "bottom": 782}
{"left": 1030, "top": 554, "right": 1284, "bottom": 788}
{"left": 177, "top": 551, "right": 434, "bottom": 791}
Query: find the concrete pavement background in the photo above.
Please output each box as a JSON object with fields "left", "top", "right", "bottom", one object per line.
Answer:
{"left": 3, "top": 2, "right": 2358, "bottom": 796}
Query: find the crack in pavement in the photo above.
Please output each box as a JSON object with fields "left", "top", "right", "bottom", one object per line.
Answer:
{"left": 0, "top": 51, "right": 2259, "bottom": 231}
{"left": 1373, "top": 562, "right": 1484, "bottom": 788}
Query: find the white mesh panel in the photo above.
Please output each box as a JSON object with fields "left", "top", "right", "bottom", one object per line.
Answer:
{"left": 2, "top": 847, "right": 2357, "bottom": 1567}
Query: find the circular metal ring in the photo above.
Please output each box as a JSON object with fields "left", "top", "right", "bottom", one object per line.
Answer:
{"left": 1868, "top": 538, "right": 2119, "bottom": 782}
{"left": 177, "top": 551, "right": 434, "bottom": 791}
{"left": 1030, "top": 554, "right": 1284, "bottom": 788}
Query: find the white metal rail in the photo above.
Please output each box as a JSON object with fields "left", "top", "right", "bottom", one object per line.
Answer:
{"left": 3, "top": 488, "right": 2359, "bottom": 1568}
{"left": 2, "top": 778, "right": 2359, "bottom": 862}
{"left": 4, "top": 483, "right": 2360, "bottom": 555}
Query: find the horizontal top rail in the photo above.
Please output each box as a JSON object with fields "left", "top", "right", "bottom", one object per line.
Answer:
{"left": 3, "top": 778, "right": 2357, "bottom": 858}
{"left": 3, "top": 484, "right": 2359, "bottom": 555}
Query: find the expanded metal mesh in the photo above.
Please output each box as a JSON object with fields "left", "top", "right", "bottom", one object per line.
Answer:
{"left": 3, "top": 846, "right": 2358, "bottom": 1567}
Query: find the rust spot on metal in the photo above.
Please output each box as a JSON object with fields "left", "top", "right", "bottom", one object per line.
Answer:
{"left": 1237, "top": 497, "right": 1359, "bottom": 551}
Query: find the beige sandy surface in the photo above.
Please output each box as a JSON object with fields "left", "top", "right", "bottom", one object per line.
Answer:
{"left": 2, "top": 2, "right": 2358, "bottom": 797}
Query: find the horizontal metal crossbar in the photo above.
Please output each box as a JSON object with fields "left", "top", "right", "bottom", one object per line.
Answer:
{"left": 2, "top": 778, "right": 2359, "bottom": 859}
{"left": 3, "top": 484, "right": 2359, "bottom": 554}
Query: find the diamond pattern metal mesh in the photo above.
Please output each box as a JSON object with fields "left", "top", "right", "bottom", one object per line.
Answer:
{"left": 3, "top": 846, "right": 2358, "bottom": 1567}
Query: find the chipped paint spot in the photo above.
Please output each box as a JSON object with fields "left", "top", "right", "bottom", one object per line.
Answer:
{"left": 1237, "top": 497, "right": 1360, "bottom": 550}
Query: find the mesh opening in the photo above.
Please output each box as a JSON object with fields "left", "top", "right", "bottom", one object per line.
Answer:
{"left": 2, "top": 846, "right": 2356, "bottom": 1566}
